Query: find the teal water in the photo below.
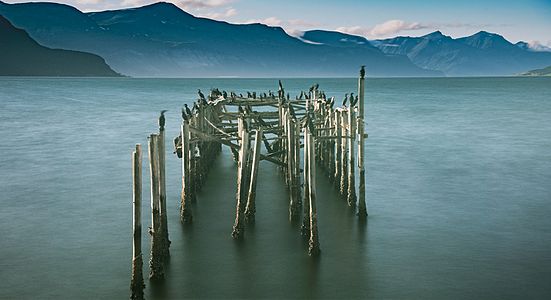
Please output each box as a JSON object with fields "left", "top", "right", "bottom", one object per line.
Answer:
{"left": 0, "top": 77, "right": 550, "bottom": 299}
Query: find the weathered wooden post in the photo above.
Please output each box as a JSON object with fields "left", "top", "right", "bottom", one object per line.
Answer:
{"left": 347, "top": 104, "right": 357, "bottom": 207}
{"left": 340, "top": 110, "right": 348, "bottom": 198}
{"left": 301, "top": 124, "right": 310, "bottom": 237}
{"left": 131, "top": 144, "right": 145, "bottom": 299}
{"left": 232, "top": 117, "right": 249, "bottom": 239}
{"left": 287, "top": 114, "right": 300, "bottom": 220}
{"left": 148, "top": 134, "right": 164, "bottom": 281}
{"left": 180, "top": 121, "right": 193, "bottom": 224}
{"left": 307, "top": 129, "right": 321, "bottom": 256}
{"left": 245, "top": 128, "right": 262, "bottom": 224}
{"left": 357, "top": 67, "right": 368, "bottom": 217}
{"left": 334, "top": 110, "right": 342, "bottom": 189}
{"left": 158, "top": 119, "right": 170, "bottom": 259}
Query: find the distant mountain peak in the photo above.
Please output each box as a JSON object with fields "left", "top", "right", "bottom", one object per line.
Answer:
{"left": 422, "top": 31, "right": 450, "bottom": 40}
{"left": 140, "top": 1, "right": 180, "bottom": 10}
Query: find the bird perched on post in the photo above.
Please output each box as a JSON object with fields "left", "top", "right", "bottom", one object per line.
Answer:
{"left": 343, "top": 93, "right": 349, "bottom": 106}
{"left": 159, "top": 110, "right": 167, "bottom": 131}
{"left": 222, "top": 91, "right": 228, "bottom": 99}
{"left": 351, "top": 95, "right": 359, "bottom": 107}
{"left": 198, "top": 89, "right": 205, "bottom": 101}
{"left": 349, "top": 93, "right": 355, "bottom": 106}
{"left": 184, "top": 104, "right": 192, "bottom": 117}
{"left": 181, "top": 108, "right": 189, "bottom": 121}
{"left": 360, "top": 65, "right": 366, "bottom": 79}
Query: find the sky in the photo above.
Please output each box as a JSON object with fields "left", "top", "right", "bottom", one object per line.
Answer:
{"left": 3, "top": 0, "right": 551, "bottom": 47}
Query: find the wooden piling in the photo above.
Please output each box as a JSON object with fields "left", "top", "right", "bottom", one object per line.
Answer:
{"left": 287, "top": 115, "right": 300, "bottom": 221}
{"left": 158, "top": 129, "right": 170, "bottom": 259}
{"left": 180, "top": 121, "right": 193, "bottom": 224}
{"left": 307, "top": 130, "right": 321, "bottom": 256}
{"left": 245, "top": 128, "right": 262, "bottom": 224}
{"left": 301, "top": 126, "right": 310, "bottom": 237}
{"left": 357, "top": 69, "right": 368, "bottom": 217}
{"left": 232, "top": 118, "right": 250, "bottom": 239}
{"left": 334, "top": 110, "right": 342, "bottom": 188}
{"left": 131, "top": 144, "right": 145, "bottom": 300}
{"left": 347, "top": 106, "right": 357, "bottom": 207}
{"left": 148, "top": 134, "right": 164, "bottom": 281}
{"left": 340, "top": 110, "right": 348, "bottom": 198}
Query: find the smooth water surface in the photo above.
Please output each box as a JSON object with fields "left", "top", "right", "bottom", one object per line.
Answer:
{"left": 1, "top": 77, "right": 550, "bottom": 299}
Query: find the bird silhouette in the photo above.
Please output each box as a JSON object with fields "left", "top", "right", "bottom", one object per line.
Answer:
{"left": 343, "top": 93, "right": 349, "bottom": 106}
{"left": 181, "top": 108, "right": 188, "bottom": 121}
{"left": 184, "top": 104, "right": 192, "bottom": 117}
{"left": 159, "top": 110, "right": 167, "bottom": 131}
{"left": 198, "top": 89, "right": 205, "bottom": 101}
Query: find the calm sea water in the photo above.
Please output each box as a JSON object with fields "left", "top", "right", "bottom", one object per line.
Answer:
{"left": 1, "top": 77, "right": 550, "bottom": 299}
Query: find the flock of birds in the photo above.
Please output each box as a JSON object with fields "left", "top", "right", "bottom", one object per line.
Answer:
{"left": 178, "top": 81, "right": 359, "bottom": 124}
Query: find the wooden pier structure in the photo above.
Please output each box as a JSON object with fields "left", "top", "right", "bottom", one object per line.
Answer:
{"left": 130, "top": 67, "right": 368, "bottom": 297}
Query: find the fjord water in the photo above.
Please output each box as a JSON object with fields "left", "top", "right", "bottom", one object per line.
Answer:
{"left": 1, "top": 77, "right": 550, "bottom": 299}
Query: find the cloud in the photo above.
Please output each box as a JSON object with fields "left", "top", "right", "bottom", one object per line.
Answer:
{"left": 245, "top": 17, "right": 283, "bottom": 26}
{"left": 527, "top": 40, "right": 551, "bottom": 52}
{"left": 337, "top": 20, "right": 431, "bottom": 38}
{"left": 202, "top": 7, "right": 237, "bottom": 19}
{"left": 370, "top": 20, "right": 429, "bottom": 36}
{"left": 177, "top": 0, "right": 234, "bottom": 10}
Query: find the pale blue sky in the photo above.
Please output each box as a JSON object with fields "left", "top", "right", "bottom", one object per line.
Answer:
{"left": 3, "top": 0, "right": 551, "bottom": 46}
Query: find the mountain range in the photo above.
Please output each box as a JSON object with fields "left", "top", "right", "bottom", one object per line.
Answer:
{"left": 371, "top": 31, "right": 551, "bottom": 76}
{"left": 0, "top": 15, "right": 119, "bottom": 76}
{"left": 1, "top": 1, "right": 551, "bottom": 77}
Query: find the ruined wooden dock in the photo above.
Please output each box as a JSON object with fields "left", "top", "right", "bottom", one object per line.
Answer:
{"left": 130, "top": 67, "right": 368, "bottom": 297}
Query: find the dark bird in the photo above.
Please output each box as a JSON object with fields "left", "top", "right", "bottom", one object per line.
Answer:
{"left": 360, "top": 65, "right": 366, "bottom": 79}
{"left": 287, "top": 93, "right": 290, "bottom": 101}
{"left": 159, "top": 110, "right": 167, "bottom": 131}
{"left": 349, "top": 93, "right": 354, "bottom": 106}
{"left": 247, "top": 91, "right": 252, "bottom": 98}
{"left": 222, "top": 91, "right": 228, "bottom": 99}
{"left": 198, "top": 89, "right": 205, "bottom": 101}
{"left": 352, "top": 95, "right": 359, "bottom": 106}
{"left": 238, "top": 106, "right": 245, "bottom": 114}
{"left": 314, "top": 83, "right": 319, "bottom": 90}
{"left": 184, "top": 104, "right": 192, "bottom": 117}
{"left": 343, "top": 93, "right": 349, "bottom": 106}
{"left": 299, "top": 91, "right": 304, "bottom": 99}
{"left": 278, "top": 80, "right": 284, "bottom": 92}
{"left": 252, "top": 92, "right": 256, "bottom": 99}
{"left": 181, "top": 108, "right": 188, "bottom": 121}
{"left": 239, "top": 93, "right": 243, "bottom": 98}
{"left": 192, "top": 102, "right": 199, "bottom": 113}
